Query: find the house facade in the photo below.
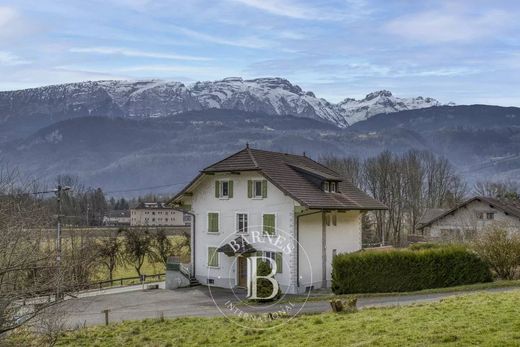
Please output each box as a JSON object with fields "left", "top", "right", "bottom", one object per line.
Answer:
{"left": 418, "top": 196, "right": 520, "bottom": 241}
{"left": 171, "top": 146, "right": 386, "bottom": 294}
{"left": 130, "top": 202, "right": 191, "bottom": 227}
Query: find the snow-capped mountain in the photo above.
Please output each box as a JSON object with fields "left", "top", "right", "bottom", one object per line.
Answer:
{"left": 337, "top": 90, "right": 443, "bottom": 124}
{"left": 190, "top": 77, "right": 347, "bottom": 126}
{"left": 0, "top": 77, "right": 444, "bottom": 139}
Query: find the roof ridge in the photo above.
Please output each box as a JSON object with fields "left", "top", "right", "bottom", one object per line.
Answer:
{"left": 201, "top": 147, "right": 250, "bottom": 171}
{"left": 247, "top": 146, "right": 259, "bottom": 168}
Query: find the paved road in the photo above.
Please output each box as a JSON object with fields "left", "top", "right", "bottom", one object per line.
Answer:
{"left": 60, "top": 285, "right": 520, "bottom": 328}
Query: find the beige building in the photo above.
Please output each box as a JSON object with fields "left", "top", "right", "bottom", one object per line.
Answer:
{"left": 417, "top": 196, "right": 520, "bottom": 241}
{"left": 130, "top": 202, "right": 191, "bottom": 227}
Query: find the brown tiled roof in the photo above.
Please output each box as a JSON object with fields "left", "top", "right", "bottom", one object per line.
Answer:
{"left": 417, "top": 196, "right": 520, "bottom": 229}
{"left": 173, "top": 146, "right": 387, "bottom": 210}
{"left": 418, "top": 208, "right": 449, "bottom": 226}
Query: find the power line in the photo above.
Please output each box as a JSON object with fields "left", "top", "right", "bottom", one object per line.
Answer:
{"left": 103, "top": 181, "right": 190, "bottom": 194}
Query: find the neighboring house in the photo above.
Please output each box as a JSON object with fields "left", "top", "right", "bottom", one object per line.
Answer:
{"left": 130, "top": 202, "right": 191, "bottom": 227}
{"left": 417, "top": 196, "right": 520, "bottom": 241}
{"left": 102, "top": 210, "right": 130, "bottom": 226}
{"left": 170, "top": 146, "right": 386, "bottom": 294}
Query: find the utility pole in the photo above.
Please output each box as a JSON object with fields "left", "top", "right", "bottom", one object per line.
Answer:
{"left": 86, "top": 203, "right": 90, "bottom": 227}
{"left": 34, "top": 185, "right": 71, "bottom": 300}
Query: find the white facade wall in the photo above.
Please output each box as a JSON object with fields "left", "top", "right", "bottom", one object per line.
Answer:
{"left": 424, "top": 200, "right": 520, "bottom": 240}
{"left": 189, "top": 172, "right": 298, "bottom": 292}
{"left": 130, "top": 208, "right": 187, "bottom": 227}
{"left": 298, "top": 211, "right": 362, "bottom": 290}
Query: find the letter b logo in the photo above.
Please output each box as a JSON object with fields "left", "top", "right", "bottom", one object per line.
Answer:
{"left": 247, "top": 256, "right": 279, "bottom": 300}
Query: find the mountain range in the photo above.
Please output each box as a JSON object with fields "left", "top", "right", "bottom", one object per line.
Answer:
{"left": 0, "top": 77, "right": 518, "bottom": 196}
{"left": 0, "top": 77, "right": 444, "bottom": 143}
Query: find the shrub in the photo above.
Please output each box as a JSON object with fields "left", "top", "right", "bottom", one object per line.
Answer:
{"left": 332, "top": 246, "right": 492, "bottom": 294}
{"left": 408, "top": 242, "right": 443, "bottom": 251}
{"left": 472, "top": 226, "right": 520, "bottom": 280}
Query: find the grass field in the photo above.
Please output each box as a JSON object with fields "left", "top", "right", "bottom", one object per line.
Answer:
{"left": 92, "top": 258, "right": 163, "bottom": 283}
{"left": 51, "top": 290, "right": 520, "bottom": 346}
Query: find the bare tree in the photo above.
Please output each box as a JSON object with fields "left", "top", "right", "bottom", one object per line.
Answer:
{"left": 123, "top": 228, "right": 152, "bottom": 277}
{"left": 320, "top": 149, "right": 467, "bottom": 246}
{"left": 320, "top": 155, "right": 362, "bottom": 187}
{"left": 150, "top": 229, "right": 174, "bottom": 266}
{"left": 97, "top": 232, "right": 123, "bottom": 282}
{"left": 0, "top": 167, "right": 56, "bottom": 336}
{"left": 474, "top": 180, "right": 519, "bottom": 200}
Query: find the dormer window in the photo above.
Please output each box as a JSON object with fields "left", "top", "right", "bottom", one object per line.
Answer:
{"left": 323, "top": 181, "right": 337, "bottom": 193}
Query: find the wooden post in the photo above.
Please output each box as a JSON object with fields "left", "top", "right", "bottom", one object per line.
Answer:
{"left": 102, "top": 309, "right": 111, "bottom": 326}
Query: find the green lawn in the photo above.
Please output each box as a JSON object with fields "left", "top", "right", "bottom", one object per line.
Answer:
{"left": 92, "top": 258, "right": 163, "bottom": 282}
{"left": 53, "top": 290, "right": 520, "bottom": 346}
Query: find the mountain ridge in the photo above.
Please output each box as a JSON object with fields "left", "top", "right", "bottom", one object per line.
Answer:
{"left": 0, "top": 77, "right": 446, "bottom": 140}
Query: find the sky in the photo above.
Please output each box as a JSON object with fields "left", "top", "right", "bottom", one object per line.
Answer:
{"left": 0, "top": 0, "right": 519, "bottom": 105}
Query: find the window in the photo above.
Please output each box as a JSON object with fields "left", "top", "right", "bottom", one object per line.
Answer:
{"left": 330, "top": 182, "right": 337, "bottom": 192}
{"left": 208, "top": 212, "right": 219, "bottom": 233}
{"left": 486, "top": 212, "right": 495, "bottom": 220}
{"left": 332, "top": 249, "right": 337, "bottom": 258}
{"left": 208, "top": 247, "right": 219, "bottom": 267}
{"left": 263, "top": 251, "right": 282, "bottom": 273}
{"left": 248, "top": 180, "right": 267, "bottom": 198}
{"left": 215, "top": 180, "right": 233, "bottom": 199}
{"left": 325, "top": 213, "right": 331, "bottom": 226}
{"left": 263, "top": 214, "right": 276, "bottom": 235}
{"left": 237, "top": 213, "right": 248, "bottom": 233}
{"left": 254, "top": 181, "right": 263, "bottom": 198}
{"left": 332, "top": 213, "right": 337, "bottom": 226}
{"left": 323, "top": 181, "right": 330, "bottom": 192}
{"left": 221, "top": 181, "right": 229, "bottom": 197}
{"left": 477, "top": 212, "right": 484, "bottom": 220}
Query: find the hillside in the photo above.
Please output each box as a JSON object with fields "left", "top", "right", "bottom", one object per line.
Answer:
{"left": 1, "top": 104, "right": 520, "bottom": 194}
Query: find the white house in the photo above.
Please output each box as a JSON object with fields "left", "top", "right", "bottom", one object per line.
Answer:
{"left": 417, "top": 196, "right": 520, "bottom": 241}
{"left": 170, "top": 146, "right": 386, "bottom": 294}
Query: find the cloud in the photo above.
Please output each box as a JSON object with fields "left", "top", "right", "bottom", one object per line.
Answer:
{"left": 69, "top": 46, "right": 211, "bottom": 61}
{"left": 230, "top": 0, "right": 318, "bottom": 19}
{"left": 0, "top": 6, "right": 17, "bottom": 26}
{"left": 0, "top": 51, "right": 30, "bottom": 65}
{"left": 172, "top": 26, "right": 272, "bottom": 49}
{"left": 228, "top": 0, "right": 359, "bottom": 21}
{"left": 386, "top": 9, "right": 512, "bottom": 43}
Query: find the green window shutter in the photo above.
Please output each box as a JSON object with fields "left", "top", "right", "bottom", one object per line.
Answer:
{"left": 208, "top": 247, "right": 218, "bottom": 267}
{"left": 262, "top": 180, "right": 267, "bottom": 198}
{"left": 208, "top": 213, "right": 219, "bottom": 233}
{"left": 247, "top": 180, "right": 253, "bottom": 198}
{"left": 215, "top": 180, "right": 220, "bottom": 198}
{"left": 228, "top": 180, "right": 233, "bottom": 198}
{"left": 275, "top": 252, "right": 283, "bottom": 273}
{"left": 263, "top": 214, "right": 275, "bottom": 235}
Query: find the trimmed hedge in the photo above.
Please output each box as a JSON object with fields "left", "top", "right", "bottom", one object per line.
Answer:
{"left": 332, "top": 246, "right": 492, "bottom": 294}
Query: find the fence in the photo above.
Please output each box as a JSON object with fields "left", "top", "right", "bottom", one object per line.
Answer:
{"left": 88, "top": 273, "right": 166, "bottom": 290}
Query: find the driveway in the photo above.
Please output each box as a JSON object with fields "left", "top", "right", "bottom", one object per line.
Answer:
{"left": 60, "top": 285, "right": 520, "bottom": 328}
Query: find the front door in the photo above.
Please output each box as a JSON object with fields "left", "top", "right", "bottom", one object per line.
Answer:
{"left": 237, "top": 257, "right": 248, "bottom": 288}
